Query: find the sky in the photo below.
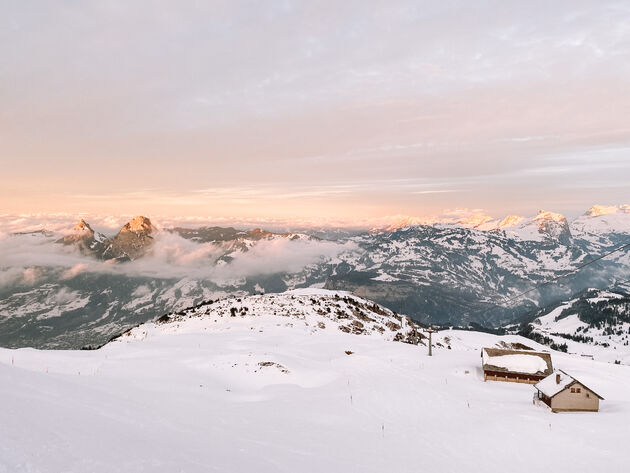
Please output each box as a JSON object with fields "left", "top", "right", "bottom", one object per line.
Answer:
{"left": 1, "top": 0, "right": 630, "bottom": 224}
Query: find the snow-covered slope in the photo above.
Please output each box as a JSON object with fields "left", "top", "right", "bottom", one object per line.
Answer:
{"left": 113, "top": 289, "right": 427, "bottom": 348}
{"left": 1, "top": 292, "right": 628, "bottom": 473}
{"left": 520, "top": 286, "right": 630, "bottom": 364}
{"left": 380, "top": 210, "right": 574, "bottom": 244}
{"left": 507, "top": 210, "right": 572, "bottom": 244}
{"left": 456, "top": 210, "right": 572, "bottom": 244}
{"left": 454, "top": 206, "right": 630, "bottom": 248}
{"left": 571, "top": 205, "right": 630, "bottom": 250}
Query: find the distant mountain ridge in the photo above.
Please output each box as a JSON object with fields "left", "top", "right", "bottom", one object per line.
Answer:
{"left": 1, "top": 204, "right": 629, "bottom": 348}
{"left": 374, "top": 204, "right": 630, "bottom": 247}
{"left": 56, "top": 217, "right": 316, "bottom": 262}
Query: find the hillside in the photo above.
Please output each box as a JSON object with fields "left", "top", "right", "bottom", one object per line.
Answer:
{"left": 326, "top": 223, "right": 598, "bottom": 326}
{"left": 118, "top": 289, "right": 426, "bottom": 348}
{"left": 519, "top": 285, "right": 630, "bottom": 364}
{"left": 1, "top": 290, "right": 628, "bottom": 472}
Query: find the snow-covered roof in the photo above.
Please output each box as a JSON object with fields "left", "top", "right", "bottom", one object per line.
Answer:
{"left": 481, "top": 348, "right": 553, "bottom": 376}
{"left": 535, "top": 370, "right": 604, "bottom": 399}
{"left": 485, "top": 354, "right": 548, "bottom": 375}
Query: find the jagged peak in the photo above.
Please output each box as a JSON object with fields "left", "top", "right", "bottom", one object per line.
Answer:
{"left": 57, "top": 218, "right": 106, "bottom": 249}
{"left": 72, "top": 219, "right": 94, "bottom": 233}
{"left": 120, "top": 216, "right": 154, "bottom": 234}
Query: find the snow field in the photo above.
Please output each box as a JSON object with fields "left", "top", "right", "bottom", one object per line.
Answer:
{"left": 1, "top": 314, "right": 629, "bottom": 473}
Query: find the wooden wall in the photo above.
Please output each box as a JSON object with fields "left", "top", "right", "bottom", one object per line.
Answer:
{"left": 551, "top": 383, "right": 600, "bottom": 412}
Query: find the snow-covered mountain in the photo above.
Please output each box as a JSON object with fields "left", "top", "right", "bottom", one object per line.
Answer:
{"left": 370, "top": 215, "right": 440, "bottom": 233}
{"left": 571, "top": 205, "right": 630, "bottom": 250}
{"left": 451, "top": 210, "right": 572, "bottom": 244}
{"left": 517, "top": 284, "right": 630, "bottom": 364}
{"left": 326, "top": 223, "right": 601, "bottom": 326}
{"left": 1, "top": 290, "right": 628, "bottom": 472}
{"left": 455, "top": 213, "right": 528, "bottom": 232}
{"left": 113, "top": 289, "right": 427, "bottom": 348}
{"left": 1, "top": 205, "right": 629, "bottom": 349}
{"left": 509, "top": 210, "right": 572, "bottom": 244}
{"left": 377, "top": 205, "right": 630, "bottom": 247}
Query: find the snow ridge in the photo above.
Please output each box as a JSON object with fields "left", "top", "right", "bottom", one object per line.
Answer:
{"left": 116, "top": 289, "right": 429, "bottom": 348}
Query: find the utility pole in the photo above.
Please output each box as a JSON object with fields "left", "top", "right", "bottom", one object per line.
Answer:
{"left": 426, "top": 327, "right": 437, "bottom": 356}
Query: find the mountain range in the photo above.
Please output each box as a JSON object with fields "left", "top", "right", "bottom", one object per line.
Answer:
{"left": 515, "top": 282, "right": 630, "bottom": 362}
{"left": 0, "top": 204, "right": 629, "bottom": 348}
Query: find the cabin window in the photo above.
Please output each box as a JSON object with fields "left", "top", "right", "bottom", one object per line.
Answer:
{"left": 570, "top": 388, "right": 576, "bottom": 393}
{"left": 586, "top": 393, "right": 590, "bottom": 398}
{"left": 576, "top": 388, "right": 581, "bottom": 393}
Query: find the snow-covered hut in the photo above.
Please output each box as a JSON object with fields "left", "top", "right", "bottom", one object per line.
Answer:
{"left": 534, "top": 370, "right": 604, "bottom": 412}
{"left": 481, "top": 348, "right": 553, "bottom": 384}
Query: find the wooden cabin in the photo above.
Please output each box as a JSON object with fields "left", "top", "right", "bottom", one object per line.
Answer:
{"left": 481, "top": 347, "right": 553, "bottom": 384}
{"left": 534, "top": 370, "right": 604, "bottom": 412}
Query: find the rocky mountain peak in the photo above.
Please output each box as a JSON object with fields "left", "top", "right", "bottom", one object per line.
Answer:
{"left": 533, "top": 210, "right": 567, "bottom": 223}
{"left": 532, "top": 210, "right": 571, "bottom": 244}
{"left": 102, "top": 216, "right": 155, "bottom": 261}
{"left": 72, "top": 219, "right": 94, "bottom": 235}
{"left": 249, "top": 228, "right": 272, "bottom": 238}
{"left": 57, "top": 218, "right": 106, "bottom": 254}
{"left": 120, "top": 216, "right": 154, "bottom": 235}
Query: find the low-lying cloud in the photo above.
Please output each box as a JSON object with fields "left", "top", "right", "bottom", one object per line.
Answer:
{"left": 0, "top": 225, "right": 355, "bottom": 289}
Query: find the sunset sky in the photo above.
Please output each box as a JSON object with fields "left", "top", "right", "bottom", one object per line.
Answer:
{"left": 2, "top": 0, "right": 629, "bottom": 223}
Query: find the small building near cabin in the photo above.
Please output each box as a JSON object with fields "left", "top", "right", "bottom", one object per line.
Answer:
{"left": 534, "top": 370, "right": 604, "bottom": 412}
{"left": 481, "top": 347, "right": 553, "bottom": 384}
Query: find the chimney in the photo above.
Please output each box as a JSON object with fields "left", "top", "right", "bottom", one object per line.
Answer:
{"left": 556, "top": 373, "right": 561, "bottom": 384}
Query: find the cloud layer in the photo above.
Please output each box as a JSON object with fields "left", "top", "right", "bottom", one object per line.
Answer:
{"left": 0, "top": 223, "right": 354, "bottom": 289}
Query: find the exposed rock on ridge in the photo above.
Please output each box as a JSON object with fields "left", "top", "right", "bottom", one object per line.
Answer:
{"left": 102, "top": 216, "right": 155, "bottom": 261}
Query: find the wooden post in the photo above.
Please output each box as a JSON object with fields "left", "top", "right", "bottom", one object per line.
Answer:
{"left": 426, "top": 327, "right": 437, "bottom": 356}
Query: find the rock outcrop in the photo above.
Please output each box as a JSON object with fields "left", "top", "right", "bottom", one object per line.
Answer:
{"left": 102, "top": 216, "right": 155, "bottom": 261}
